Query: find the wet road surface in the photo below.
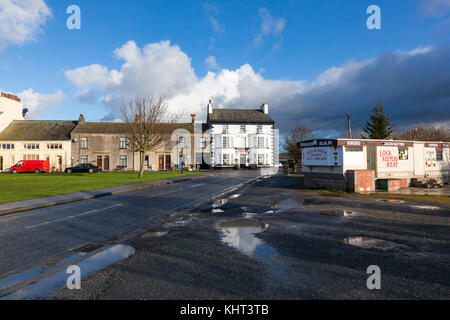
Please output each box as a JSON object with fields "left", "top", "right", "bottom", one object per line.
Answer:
{"left": 0, "top": 171, "right": 261, "bottom": 293}
{"left": 50, "top": 175, "right": 450, "bottom": 299}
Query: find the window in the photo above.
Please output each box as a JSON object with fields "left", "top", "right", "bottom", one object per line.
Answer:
{"left": 223, "top": 154, "right": 230, "bottom": 165}
{"left": 179, "top": 136, "right": 185, "bottom": 144}
{"left": 0, "top": 144, "right": 14, "bottom": 150}
{"left": 240, "top": 125, "right": 246, "bottom": 133}
{"left": 120, "top": 137, "right": 127, "bottom": 149}
{"left": 81, "top": 155, "right": 88, "bottom": 164}
{"left": 258, "top": 137, "right": 265, "bottom": 149}
{"left": 222, "top": 124, "right": 229, "bottom": 134}
{"left": 436, "top": 150, "right": 443, "bottom": 161}
{"left": 24, "top": 155, "right": 39, "bottom": 160}
{"left": 47, "top": 144, "right": 62, "bottom": 150}
{"left": 223, "top": 136, "right": 230, "bottom": 148}
{"left": 10, "top": 156, "right": 14, "bottom": 165}
{"left": 120, "top": 155, "right": 127, "bottom": 167}
{"left": 257, "top": 125, "right": 263, "bottom": 134}
{"left": 399, "top": 149, "right": 409, "bottom": 160}
{"left": 200, "top": 137, "right": 207, "bottom": 149}
{"left": 24, "top": 143, "right": 39, "bottom": 150}
{"left": 81, "top": 137, "right": 88, "bottom": 149}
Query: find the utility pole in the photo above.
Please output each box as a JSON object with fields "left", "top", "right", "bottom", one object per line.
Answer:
{"left": 346, "top": 113, "right": 352, "bottom": 138}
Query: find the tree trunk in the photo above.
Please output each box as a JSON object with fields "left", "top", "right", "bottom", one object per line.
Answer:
{"left": 139, "top": 151, "right": 145, "bottom": 178}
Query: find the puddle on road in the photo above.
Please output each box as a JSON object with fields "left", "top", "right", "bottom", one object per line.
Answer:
{"left": 212, "top": 199, "right": 228, "bottom": 208}
{"left": 0, "top": 252, "right": 86, "bottom": 292}
{"left": 217, "top": 219, "right": 291, "bottom": 283}
{"left": 141, "top": 231, "right": 169, "bottom": 238}
{"left": 410, "top": 205, "right": 440, "bottom": 210}
{"left": 274, "top": 198, "right": 299, "bottom": 214}
{"left": 218, "top": 219, "right": 272, "bottom": 257}
{"left": 318, "top": 210, "right": 355, "bottom": 217}
{"left": 343, "top": 237, "right": 407, "bottom": 250}
{"left": 1, "top": 244, "right": 135, "bottom": 300}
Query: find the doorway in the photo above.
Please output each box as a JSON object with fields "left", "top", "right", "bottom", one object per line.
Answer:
{"left": 0, "top": 156, "right": 3, "bottom": 171}
{"left": 158, "top": 155, "right": 164, "bottom": 170}
{"left": 165, "top": 155, "right": 171, "bottom": 170}
{"left": 104, "top": 156, "right": 110, "bottom": 171}
{"left": 97, "top": 156, "right": 102, "bottom": 168}
{"left": 240, "top": 154, "right": 247, "bottom": 167}
{"left": 57, "top": 156, "right": 62, "bottom": 172}
{"left": 367, "top": 145, "right": 376, "bottom": 172}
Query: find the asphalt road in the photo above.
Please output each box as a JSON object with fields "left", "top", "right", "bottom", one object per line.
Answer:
{"left": 52, "top": 175, "right": 450, "bottom": 300}
{"left": 0, "top": 171, "right": 261, "bottom": 283}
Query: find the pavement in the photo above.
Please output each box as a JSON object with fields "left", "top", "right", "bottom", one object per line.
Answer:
{"left": 48, "top": 175, "right": 449, "bottom": 300}
{"left": 0, "top": 170, "right": 262, "bottom": 298}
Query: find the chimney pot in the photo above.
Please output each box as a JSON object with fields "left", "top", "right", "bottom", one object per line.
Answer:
{"left": 191, "top": 114, "right": 196, "bottom": 124}
{"left": 78, "top": 114, "right": 85, "bottom": 123}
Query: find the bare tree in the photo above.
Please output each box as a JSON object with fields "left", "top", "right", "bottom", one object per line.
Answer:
{"left": 283, "top": 124, "right": 315, "bottom": 166}
{"left": 121, "top": 95, "right": 179, "bottom": 178}
{"left": 394, "top": 125, "right": 450, "bottom": 141}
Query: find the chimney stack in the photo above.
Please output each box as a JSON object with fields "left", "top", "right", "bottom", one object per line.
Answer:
{"left": 191, "top": 114, "right": 196, "bottom": 124}
{"left": 207, "top": 99, "right": 213, "bottom": 114}
{"left": 261, "top": 103, "right": 269, "bottom": 114}
{"left": 78, "top": 114, "right": 85, "bottom": 123}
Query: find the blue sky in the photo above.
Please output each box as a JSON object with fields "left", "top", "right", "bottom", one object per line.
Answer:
{"left": 0, "top": 0, "right": 449, "bottom": 136}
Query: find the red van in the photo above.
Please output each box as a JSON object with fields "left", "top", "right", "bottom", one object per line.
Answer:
{"left": 9, "top": 160, "right": 50, "bottom": 174}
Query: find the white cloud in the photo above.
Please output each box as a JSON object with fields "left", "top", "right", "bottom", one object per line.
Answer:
{"left": 17, "top": 89, "right": 65, "bottom": 118}
{"left": 252, "top": 8, "right": 286, "bottom": 47}
{"left": 65, "top": 40, "right": 197, "bottom": 118}
{"left": 204, "top": 55, "right": 219, "bottom": 70}
{"left": 0, "top": 0, "right": 51, "bottom": 50}
{"left": 65, "top": 41, "right": 450, "bottom": 134}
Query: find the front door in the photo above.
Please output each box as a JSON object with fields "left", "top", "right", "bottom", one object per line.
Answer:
{"left": 158, "top": 155, "right": 164, "bottom": 171}
{"left": 57, "top": 156, "right": 62, "bottom": 172}
{"left": 165, "top": 155, "right": 171, "bottom": 170}
{"left": 240, "top": 154, "right": 246, "bottom": 167}
{"left": 104, "top": 156, "right": 110, "bottom": 171}
{"left": 413, "top": 143, "right": 425, "bottom": 176}
{"left": 367, "top": 145, "right": 376, "bottom": 172}
{"left": 97, "top": 156, "right": 102, "bottom": 168}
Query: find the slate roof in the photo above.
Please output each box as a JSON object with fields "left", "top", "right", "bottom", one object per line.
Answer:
{"left": 208, "top": 108, "right": 274, "bottom": 124}
{"left": 72, "top": 122, "right": 195, "bottom": 134}
{"left": 0, "top": 120, "right": 78, "bottom": 141}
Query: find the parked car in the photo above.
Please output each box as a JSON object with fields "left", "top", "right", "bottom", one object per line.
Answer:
{"left": 8, "top": 160, "right": 50, "bottom": 174}
{"left": 65, "top": 164, "right": 102, "bottom": 173}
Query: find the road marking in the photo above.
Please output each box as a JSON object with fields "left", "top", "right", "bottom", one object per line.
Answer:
{"left": 191, "top": 183, "right": 205, "bottom": 187}
{"left": 25, "top": 204, "right": 123, "bottom": 229}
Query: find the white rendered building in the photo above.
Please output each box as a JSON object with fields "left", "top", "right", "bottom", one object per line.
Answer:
{"left": 206, "top": 101, "right": 276, "bottom": 168}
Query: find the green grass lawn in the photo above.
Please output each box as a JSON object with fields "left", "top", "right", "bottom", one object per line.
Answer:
{"left": 0, "top": 171, "right": 199, "bottom": 203}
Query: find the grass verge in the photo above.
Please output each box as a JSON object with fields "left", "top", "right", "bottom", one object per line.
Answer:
{"left": 0, "top": 171, "right": 199, "bottom": 203}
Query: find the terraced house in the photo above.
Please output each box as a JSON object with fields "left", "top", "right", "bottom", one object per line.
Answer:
{"left": 0, "top": 120, "right": 77, "bottom": 172}
{"left": 70, "top": 115, "right": 200, "bottom": 171}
